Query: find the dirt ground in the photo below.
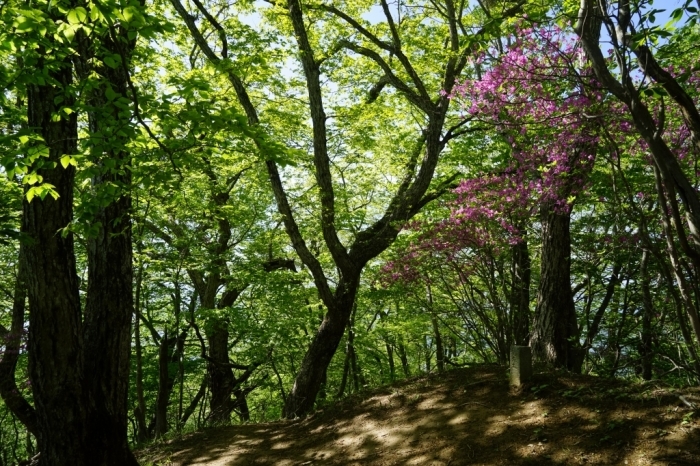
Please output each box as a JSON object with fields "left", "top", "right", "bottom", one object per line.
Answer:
{"left": 137, "top": 366, "right": 700, "bottom": 465}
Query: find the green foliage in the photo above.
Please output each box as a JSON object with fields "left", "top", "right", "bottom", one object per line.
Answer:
{"left": 2, "top": 1, "right": 700, "bottom": 460}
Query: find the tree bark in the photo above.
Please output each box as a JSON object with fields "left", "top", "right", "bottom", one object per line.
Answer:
{"left": 18, "top": 5, "right": 140, "bottom": 463}
{"left": 530, "top": 203, "right": 582, "bottom": 372}
{"left": 283, "top": 276, "right": 359, "bottom": 417}
{"left": 23, "top": 52, "right": 88, "bottom": 465}
{"left": 179, "top": 378, "right": 208, "bottom": 427}
{"left": 76, "top": 24, "right": 139, "bottom": 466}
{"left": 206, "top": 321, "right": 236, "bottom": 424}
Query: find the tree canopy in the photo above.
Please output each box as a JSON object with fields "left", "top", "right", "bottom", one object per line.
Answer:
{"left": 1, "top": 0, "right": 700, "bottom": 464}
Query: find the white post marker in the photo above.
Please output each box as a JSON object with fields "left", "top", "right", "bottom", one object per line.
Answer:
{"left": 510, "top": 345, "right": 532, "bottom": 387}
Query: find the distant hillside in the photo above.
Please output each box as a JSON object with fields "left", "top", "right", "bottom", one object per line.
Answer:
{"left": 137, "top": 366, "right": 700, "bottom": 465}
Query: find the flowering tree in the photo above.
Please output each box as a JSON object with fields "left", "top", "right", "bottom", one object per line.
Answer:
{"left": 387, "top": 24, "right": 606, "bottom": 370}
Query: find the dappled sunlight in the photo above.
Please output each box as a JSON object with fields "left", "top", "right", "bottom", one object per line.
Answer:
{"left": 138, "top": 366, "right": 700, "bottom": 465}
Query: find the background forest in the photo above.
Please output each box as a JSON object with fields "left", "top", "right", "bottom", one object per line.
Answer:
{"left": 1, "top": 0, "right": 700, "bottom": 464}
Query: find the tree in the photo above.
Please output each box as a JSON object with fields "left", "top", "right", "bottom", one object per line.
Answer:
{"left": 449, "top": 24, "right": 600, "bottom": 369}
{"left": 574, "top": 0, "right": 700, "bottom": 350}
{"left": 0, "top": 0, "right": 156, "bottom": 463}
{"left": 167, "top": 0, "right": 530, "bottom": 417}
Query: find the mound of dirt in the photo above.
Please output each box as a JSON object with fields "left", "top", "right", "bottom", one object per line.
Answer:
{"left": 137, "top": 366, "right": 700, "bottom": 465}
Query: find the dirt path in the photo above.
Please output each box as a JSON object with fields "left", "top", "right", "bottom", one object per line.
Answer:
{"left": 138, "top": 367, "right": 700, "bottom": 465}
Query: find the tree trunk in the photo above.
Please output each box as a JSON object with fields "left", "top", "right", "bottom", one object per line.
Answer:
{"left": 336, "top": 336, "right": 351, "bottom": 398}
{"left": 283, "top": 276, "right": 359, "bottom": 418}
{"left": 154, "top": 333, "right": 171, "bottom": 437}
{"left": 19, "top": 6, "right": 140, "bottom": 463}
{"left": 0, "top": 251, "right": 37, "bottom": 436}
{"left": 385, "top": 341, "right": 396, "bottom": 382}
{"left": 398, "top": 343, "right": 410, "bottom": 378}
{"left": 179, "top": 378, "right": 208, "bottom": 427}
{"left": 348, "top": 308, "right": 361, "bottom": 393}
{"left": 233, "top": 386, "right": 251, "bottom": 421}
{"left": 206, "top": 321, "right": 235, "bottom": 425}
{"left": 530, "top": 203, "right": 582, "bottom": 372}
{"left": 78, "top": 35, "right": 139, "bottom": 466}
{"left": 424, "top": 336, "right": 432, "bottom": 373}
{"left": 23, "top": 56, "right": 89, "bottom": 465}
{"left": 640, "top": 250, "right": 654, "bottom": 380}
{"left": 133, "top": 270, "right": 148, "bottom": 443}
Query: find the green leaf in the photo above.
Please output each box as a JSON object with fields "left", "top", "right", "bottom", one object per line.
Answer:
{"left": 67, "top": 7, "right": 88, "bottom": 25}
{"left": 24, "top": 172, "right": 42, "bottom": 185}
{"left": 103, "top": 55, "right": 118, "bottom": 69}
{"left": 89, "top": 5, "right": 101, "bottom": 21}
{"left": 105, "top": 86, "right": 119, "bottom": 101}
{"left": 60, "top": 155, "right": 77, "bottom": 168}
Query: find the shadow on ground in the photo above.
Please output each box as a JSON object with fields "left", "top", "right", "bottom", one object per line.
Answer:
{"left": 138, "top": 366, "right": 700, "bottom": 465}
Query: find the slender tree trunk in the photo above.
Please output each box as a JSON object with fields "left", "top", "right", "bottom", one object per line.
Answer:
{"left": 336, "top": 339, "right": 350, "bottom": 398}
{"left": 317, "top": 368, "right": 328, "bottom": 401}
{"left": 179, "top": 378, "right": 208, "bottom": 427}
{"left": 530, "top": 203, "right": 582, "bottom": 372}
{"left": 385, "top": 341, "right": 396, "bottom": 382}
{"left": 398, "top": 343, "right": 410, "bottom": 377}
{"left": 0, "top": 251, "right": 37, "bottom": 436}
{"left": 640, "top": 250, "right": 654, "bottom": 380}
{"left": 233, "top": 386, "right": 251, "bottom": 421}
{"left": 154, "top": 333, "right": 171, "bottom": 437}
{"left": 348, "top": 305, "right": 361, "bottom": 393}
{"left": 133, "top": 273, "right": 148, "bottom": 443}
{"left": 424, "top": 337, "right": 433, "bottom": 373}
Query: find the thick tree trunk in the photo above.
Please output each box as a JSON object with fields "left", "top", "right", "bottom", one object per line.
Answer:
{"left": 20, "top": 6, "right": 139, "bottom": 463}
{"left": 207, "top": 322, "right": 236, "bottom": 424}
{"left": 530, "top": 203, "right": 582, "bottom": 372}
{"left": 510, "top": 238, "right": 531, "bottom": 346}
{"left": 283, "top": 277, "right": 359, "bottom": 418}
{"left": 24, "top": 60, "right": 88, "bottom": 466}
{"left": 81, "top": 154, "right": 136, "bottom": 464}
{"left": 78, "top": 37, "right": 138, "bottom": 466}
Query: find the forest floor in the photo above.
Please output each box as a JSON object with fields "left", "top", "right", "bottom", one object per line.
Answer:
{"left": 137, "top": 365, "right": 700, "bottom": 465}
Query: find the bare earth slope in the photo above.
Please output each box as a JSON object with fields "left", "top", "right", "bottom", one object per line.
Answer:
{"left": 138, "top": 366, "right": 700, "bottom": 465}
